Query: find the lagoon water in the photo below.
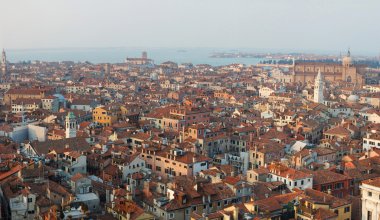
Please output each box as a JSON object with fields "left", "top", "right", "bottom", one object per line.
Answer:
{"left": 7, "top": 47, "right": 265, "bottom": 66}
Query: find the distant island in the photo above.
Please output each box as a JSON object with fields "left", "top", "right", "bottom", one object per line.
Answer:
{"left": 210, "top": 52, "right": 372, "bottom": 60}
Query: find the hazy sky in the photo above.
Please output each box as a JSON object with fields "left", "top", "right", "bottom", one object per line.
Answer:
{"left": 1, "top": 0, "right": 379, "bottom": 55}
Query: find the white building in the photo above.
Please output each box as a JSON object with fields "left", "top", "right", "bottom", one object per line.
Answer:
{"left": 286, "top": 141, "right": 307, "bottom": 154}
{"left": 259, "top": 86, "right": 275, "bottom": 98}
{"left": 0, "top": 123, "right": 47, "bottom": 143}
{"left": 8, "top": 193, "right": 36, "bottom": 220}
{"left": 271, "top": 68, "right": 293, "bottom": 83}
{"left": 2, "top": 179, "right": 37, "bottom": 220}
{"left": 328, "top": 105, "right": 353, "bottom": 117}
{"left": 363, "top": 133, "right": 380, "bottom": 151}
{"left": 72, "top": 193, "right": 100, "bottom": 212}
{"left": 42, "top": 96, "right": 59, "bottom": 112}
{"left": 314, "top": 69, "right": 324, "bottom": 104}
{"left": 70, "top": 173, "right": 92, "bottom": 194}
{"left": 65, "top": 85, "right": 86, "bottom": 94}
{"left": 116, "top": 154, "right": 146, "bottom": 181}
{"left": 267, "top": 163, "right": 313, "bottom": 190}
{"left": 360, "top": 110, "right": 380, "bottom": 124}
{"left": 361, "top": 177, "right": 380, "bottom": 220}
{"left": 364, "top": 85, "right": 380, "bottom": 93}
{"left": 46, "top": 150, "right": 87, "bottom": 178}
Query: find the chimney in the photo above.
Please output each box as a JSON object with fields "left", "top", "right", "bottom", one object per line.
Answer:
{"left": 202, "top": 213, "right": 209, "bottom": 220}
{"left": 126, "top": 192, "right": 132, "bottom": 200}
{"left": 233, "top": 206, "right": 239, "bottom": 220}
{"left": 144, "top": 180, "right": 150, "bottom": 195}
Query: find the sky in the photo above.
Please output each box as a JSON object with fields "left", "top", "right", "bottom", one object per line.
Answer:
{"left": 0, "top": 0, "right": 379, "bottom": 55}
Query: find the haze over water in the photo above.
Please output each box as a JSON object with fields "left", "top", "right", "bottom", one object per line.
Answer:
{"left": 7, "top": 47, "right": 267, "bottom": 66}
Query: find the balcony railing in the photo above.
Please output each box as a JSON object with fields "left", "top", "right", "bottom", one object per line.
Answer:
{"left": 296, "top": 205, "right": 315, "bottom": 218}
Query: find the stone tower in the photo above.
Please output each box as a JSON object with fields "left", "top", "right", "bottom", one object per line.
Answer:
{"left": 65, "top": 112, "right": 77, "bottom": 138}
{"left": 142, "top": 51, "right": 148, "bottom": 59}
{"left": 314, "top": 69, "right": 324, "bottom": 104}
{"left": 1, "top": 49, "right": 7, "bottom": 79}
{"left": 342, "top": 48, "right": 352, "bottom": 68}
{"left": 104, "top": 63, "right": 110, "bottom": 79}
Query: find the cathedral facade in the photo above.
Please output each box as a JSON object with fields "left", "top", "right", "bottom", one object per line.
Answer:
{"left": 292, "top": 51, "right": 366, "bottom": 86}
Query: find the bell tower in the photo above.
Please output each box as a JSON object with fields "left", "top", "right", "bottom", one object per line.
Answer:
{"left": 1, "top": 49, "right": 7, "bottom": 80}
{"left": 314, "top": 69, "right": 324, "bottom": 104}
{"left": 65, "top": 112, "right": 77, "bottom": 138}
{"left": 342, "top": 48, "right": 352, "bottom": 67}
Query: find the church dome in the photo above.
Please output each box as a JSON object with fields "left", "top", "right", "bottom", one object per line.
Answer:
{"left": 347, "top": 94, "right": 359, "bottom": 103}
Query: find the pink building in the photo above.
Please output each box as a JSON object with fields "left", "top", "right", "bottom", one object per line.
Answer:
{"left": 161, "top": 106, "right": 210, "bottom": 131}
{"left": 140, "top": 147, "right": 211, "bottom": 178}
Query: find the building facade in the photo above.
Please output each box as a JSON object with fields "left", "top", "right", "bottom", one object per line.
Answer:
{"left": 293, "top": 50, "right": 365, "bottom": 86}
{"left": 361, "top": 177, "right": 380, "bottom": 220}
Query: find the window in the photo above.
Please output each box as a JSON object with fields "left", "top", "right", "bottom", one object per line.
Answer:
{"left": 335, "top": 183, "right": 343, "bottom": 189}
{"left": 156, "top": 166, "right": 161, "bottom": 171}
{"left": 28, "top": 198, "right": 33, "bottom": 203}
{"left": 344, "top": 206, "right": 350, "bottom": 213}
{"left": 169, "top": 213, "right": 174, "bottom": 219}
{"left": 301, "top": 180, "right": 304, "bottom": 185}
{"left": 368, "top": 191, "right": 372, "bottom": 197}
{"left": 367, "top": 210, "right": 372, "bottom": 220}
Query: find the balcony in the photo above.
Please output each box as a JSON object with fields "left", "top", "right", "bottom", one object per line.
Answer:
{"left": 296, "top": 205, "right": 315, "bottom": 219}
{"left": 10, "top": 201, "right": 27, "bottom": 211}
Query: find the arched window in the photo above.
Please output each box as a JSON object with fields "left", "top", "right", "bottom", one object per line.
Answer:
{"left": 347, "top": 76, "right": 352, "bottom": 82}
